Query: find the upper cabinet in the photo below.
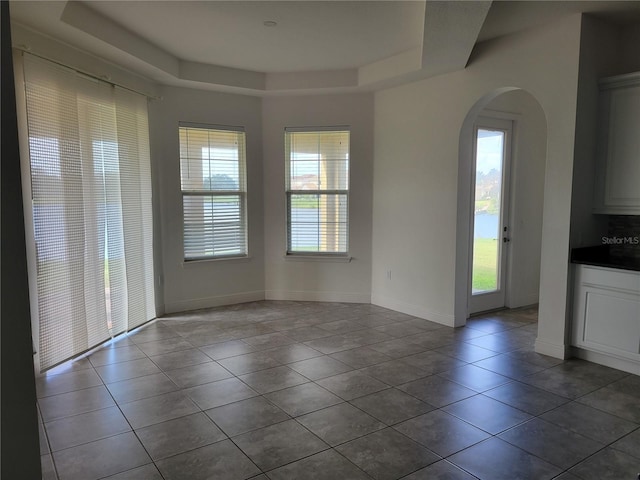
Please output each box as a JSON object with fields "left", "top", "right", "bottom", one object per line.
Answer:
{"left": 593, "top": 72, "right": 640, "bottom": 215}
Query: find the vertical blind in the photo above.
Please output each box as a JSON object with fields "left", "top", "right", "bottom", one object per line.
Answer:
{"left": 285, "top": 129, "right": 350, "bottom": 254}
{"left": 179, "top": 125, "right": 247, "bottom": 259}
{"left": 23, "top": 54, "right": 155, "bottom": 371}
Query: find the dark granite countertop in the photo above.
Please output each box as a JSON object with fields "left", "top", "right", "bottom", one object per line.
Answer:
{"left": 571, "top": 245, "right": 640, "bottom": 272}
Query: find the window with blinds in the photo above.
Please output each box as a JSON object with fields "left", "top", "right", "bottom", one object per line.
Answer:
{"left": 179, "top": 125, "right": 247, "bottom": 260}
{"left": 285, "top": 128, "right": 350, "bottom": 254}
{"left": 22, "top": 54, "right": 155, "bottom": 372}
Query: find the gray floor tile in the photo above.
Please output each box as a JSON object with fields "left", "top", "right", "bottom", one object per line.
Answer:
{"left": 185, "top": 377, "right": 258, "bottom": 410}
{"left": 164, "top": 361, "right": 233, "bottom": 388}
{"left": 53, "top": 432, "right": 150, "bottom": 480}
{"left": 473, "top": 354, "right": 546, "bottom": 379}
{"left": 438, "top": 364, "right": 511, "bottom": 392}
{"left": 233, "top": 420, "right": 328, "bottom": 471}
{"left": 373, "top": 321, "right": 429, "bottom": 338}
{"left": 540, "top": 401, "right": 639, "bottom": 444}
{"left": 119, "top": 391, "right": 199, "bottom": 429}
{"left": 289, "top": 356, "right": 353, "bottom": 380}
{"left": 316, "top": 370, "right": 389, "bottom": 400}
{"left": 359, "top": 360, "right": 428, "bottom": 386}
{"left": 442, "top": 395, "right": 531, "bottom": 434}
{"left": 448, "top": 438, "right": 561, "bottom": 480}
{"left": 128, "top": 325, "right": 180, "bottom": 344}
{"left": 101, "top": 464, "right": 163, "bottom": 479}
{"left": 136, "top": 337, "right": 194, "bottom": 357}
{"left": 577, "top": 386, "right": 640, "bottom": 423}
{"left": 483, "top": 381, "right": 569, "bottom": 415}
{"left": 266, "top": 449, "right": 371, "bottom": 480}
{"left": 304, "top": 335, "right": 367, "bottom": 354}
{"left": 156, "top": 439, "right": 261, "bottom": 480}
{"left": 330, "top": 347, "right": 393, "bottom": 369}
{"left": 336, "top": 428, "right": 439, "bottom": 480}
{"left": 199, "top": 340, "right": 257, "bottom": 360}
{"left": 38, "top": 385, "right": 115, "bottom": 422}
{"left": 569, "top": 447, "right": 640, "bottom": 480}
{"left": 350, "top": 388, "right": 434, "bottom": 425}
{"left": 297, "top": 402, "right": 385, "bottom": 446}
{"left": 238, "top": 365, "right": 309, "bottom": 394}
{"left": 498, "top": 418, "right": 604, "bottom": 470}
{"left": 401, "top": 351, "right": 467, "bottom": 375}
{"left": 136, "top": 412, "right": 226, "bottom": 460}
{"left": 36, "top": 368, "right": 103, "bottom": 398}
{"left": 282, "top": 326, "right": 334, "bottom": 342}
{"left": 434, "top": 343, "right": 497, "bottom": 363}
{"left": 265, "top": 382, "right": 343, "bottom": 416}
{"left": 149, "top": 348, "right": 211, "bottom": 371}
{"left": 205, "top": 396, "right": 290, "bottom": 436}
{"left": 367, "top": 338, "right": 426, "bottom": 358}
{"left": 106, "top": 372, "right": 178, "bottom": 404}
{"left": 318, "top": 319, "right": 366, "bottom": 334}
{"left": 41, "top": 454, "right": 57, "bottom": 480}
{"left": 95, "top": 358, "right": 161, "bottom": 384}
{"left": 45, "top": 406, "right": 130, "bottom": 452}
{"left": 87, "top": 344, "right": 146, "bottom": 367}
{"left": 610, "top": 427, "right": 640, "bottom": 459}
{"left": 242, "top": 332, "right": 296, "bottom": 348}
{"left": 217, "top": 351, "right": 283, "bottom": 375}
{"left": 394, "top": 410, "right": 490, "bottom": 457}
{"left": 263, "top": 344, "right": 324, "bottom": 364}
{"left": 402, "top": 460, "right": 478, "bottom": 480}
{"left": 398, "top": 376, "right": 476, "bottom": 408}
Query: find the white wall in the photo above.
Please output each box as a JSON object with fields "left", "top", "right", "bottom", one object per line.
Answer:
{"left": 149, "top": 86, "right": 265, "bottom": 314}
{"left": 372, "top": 15, "right": 583, "bottom": 358}
{"left": 482, "top": 90, "right": 547, "bottom": 309}
{"left": 262, "top": 94, "right": 374, "bottom": 303}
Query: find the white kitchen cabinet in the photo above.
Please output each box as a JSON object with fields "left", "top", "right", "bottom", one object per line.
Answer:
{"left": 572, "top": 265, "right": 640, "bottom": 367}
{"left": 593, "top": 72, "right": 640, "bottom": 215}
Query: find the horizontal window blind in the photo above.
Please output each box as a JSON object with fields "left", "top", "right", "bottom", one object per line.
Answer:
{"left": 285, "top": 129, "right": 350, "bottom": 254}
{"left": 23, "top": 54, "right": 155, "bottom": 371}
{"left": 179, "top": 125, "right": 247, "bottom": 259}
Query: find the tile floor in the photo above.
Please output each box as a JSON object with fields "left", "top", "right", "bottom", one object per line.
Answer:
{"left": 37, "top": 301, "right": 640, "bottom": 480}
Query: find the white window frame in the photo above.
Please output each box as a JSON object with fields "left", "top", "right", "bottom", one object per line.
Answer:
{"left": 179, "top": 123, "right": 248, "bottom": 261}
{"left": 285, "top": 127, "right": 350, "bottom": 256}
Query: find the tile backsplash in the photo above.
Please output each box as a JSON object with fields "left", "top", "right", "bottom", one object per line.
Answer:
{"left": 607, "top": 215, "right": 640, "bottom": 259}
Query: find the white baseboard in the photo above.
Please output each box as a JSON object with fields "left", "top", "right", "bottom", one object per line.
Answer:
{"left": 571, "top": 347, "right": 640, "bottom": 375}
{"left": 164, "top": 290, "right": 266, "bottom": 314}
{"left": 534, "top": 338, "right": 569, "bottom": 359}
{"left": 265, "top": 290, "right": 371, "bottom": 304}
{"left": 371, "top": 293, "right": 455, "bottom": 327}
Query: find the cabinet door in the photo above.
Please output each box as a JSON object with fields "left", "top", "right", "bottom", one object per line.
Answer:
{"left": 604, "top": 85, "right": 640, "bottom": 208}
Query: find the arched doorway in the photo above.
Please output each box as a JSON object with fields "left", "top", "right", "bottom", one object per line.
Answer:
{"left": 455, "top": 88, "right": 548, "bottom": 325}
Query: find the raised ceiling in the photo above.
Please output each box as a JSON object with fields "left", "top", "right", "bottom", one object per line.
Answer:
{"left": 9, "top": 1, "right": 640, "bottom": 95}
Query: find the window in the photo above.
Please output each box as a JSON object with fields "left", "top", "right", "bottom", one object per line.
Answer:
{"left": 179, "top": 124, "right": 247, "bottom": 260}
{"left": 285, "top": 128, "right": 349, "bottom": 254}
{"left": 22, "top": 53, "right": 155, "bottom": 371}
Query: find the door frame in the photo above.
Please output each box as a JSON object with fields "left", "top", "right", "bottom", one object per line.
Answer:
{"left": 468, "top": 116, "right": 514, "bottom": 314}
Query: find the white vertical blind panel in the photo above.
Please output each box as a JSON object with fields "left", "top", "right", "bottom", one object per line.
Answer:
{"left": 23, "top": 54, "right": 155, "bottom": 370}
{"left": 24, "top": 55, "right": 91, "bottom": 369}
{"left": 179, "top": 126, "right": 247, "bottom": 259}
{"left": 114, "top": 88, "right": 155, "bottom": 329}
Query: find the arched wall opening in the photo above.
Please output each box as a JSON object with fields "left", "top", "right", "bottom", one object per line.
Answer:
{"left": 455, "top": 87, "right": 548, "bottom": 327}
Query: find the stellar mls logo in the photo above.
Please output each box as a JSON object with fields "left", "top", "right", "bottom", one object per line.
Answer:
{"left": 602, "top": 235, "right": 639, "bottom": 245}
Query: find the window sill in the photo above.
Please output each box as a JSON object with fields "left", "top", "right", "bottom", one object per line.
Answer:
{"left": 182, "top": 256, "right": 252, "bottom": 267}
{"left": 284, "top": 254, "right": 352, "bottom": 263}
